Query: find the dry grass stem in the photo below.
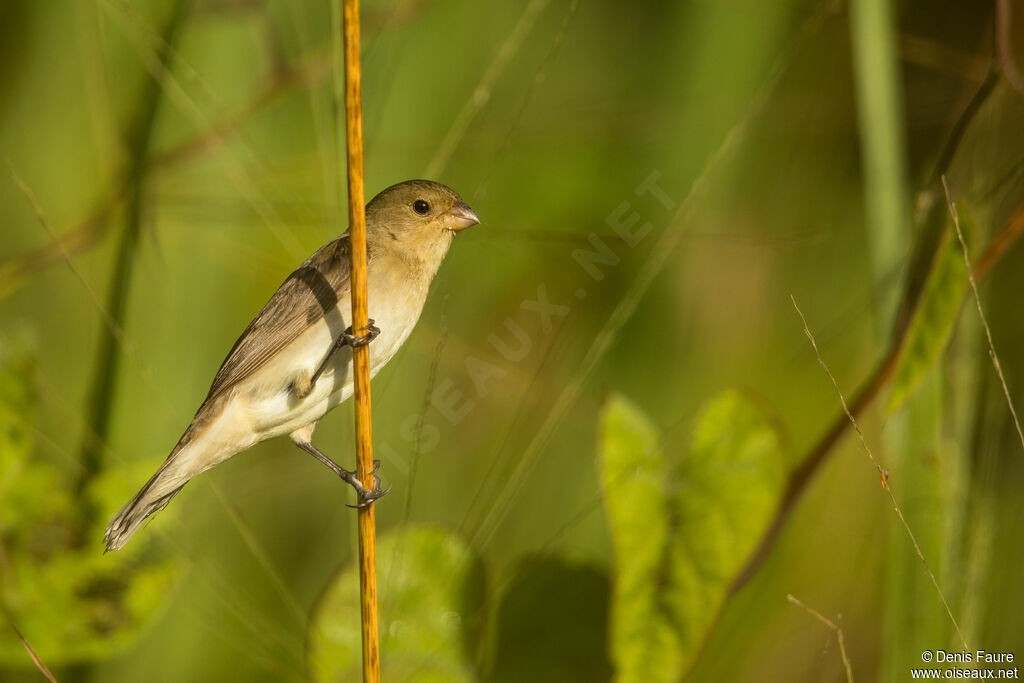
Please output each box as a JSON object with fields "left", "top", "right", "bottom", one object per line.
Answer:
{"left": 733, "top": 199, "right": 1024, "bottom": 594}
{"left": 424, "top": 0, "right": 550, "bottom": 179}
{"left": 790, "top": 295, "right": 968, "bottom": 650}
{"left": 7, "top": 621, "right": 58, "bottom": 683}
{"left": 941, "top": 175, "right": 1024, "bottom": 455}
{"left": 786, "top": 593, "right": 854, "bottom": 683}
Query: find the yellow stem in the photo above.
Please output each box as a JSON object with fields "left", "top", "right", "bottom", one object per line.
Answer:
{"left": 341, "top": 0, "right": 380, "bottom": 680}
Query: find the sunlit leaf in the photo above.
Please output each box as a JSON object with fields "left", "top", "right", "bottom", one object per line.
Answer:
{"left": 599, "top": 394, "right": 683, "bottom": 683}
{"left": 487, "top": 555, "right": 612, "bottom": 682}
{"left": 663, "top": 391, "right": 784, "bottom": 669}
{"left": 0, "top": 341, "right": 177, "bottom": 666}
{"left": 308, "top": 525, "right": 485, "bottom": 682}
{"left": 599, "top": 391, "right": 784, "bottom": 682}
{"left": 888, "top": 212, "right": 973, "bottom": 414}
{"left": 0, "top": 343, "right": 62, "bottom": 536}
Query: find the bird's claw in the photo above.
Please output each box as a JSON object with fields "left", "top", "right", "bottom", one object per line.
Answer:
{"left": 342, "top": 319, "right": 381, "bottom": 348}
{"left": 347, "top": 480, "right": 391, "bottom": 509}
{"left": 340, "top": 460, "right": 389, "bottom": 508}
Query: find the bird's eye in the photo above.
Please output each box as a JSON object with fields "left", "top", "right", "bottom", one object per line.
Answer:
{"left": 412, "top": 199, "right": 430, "bottom": 215}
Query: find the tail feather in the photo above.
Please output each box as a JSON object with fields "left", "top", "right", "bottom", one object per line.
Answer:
{"left": 104, "top": 392, "right": 243, "bottom": 551}
{"left": 103, "top": 458, "right": 187, "bottom": 552}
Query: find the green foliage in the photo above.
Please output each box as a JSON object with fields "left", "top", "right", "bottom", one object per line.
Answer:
{"left": 888, "top": 213, "right": 972, "bottom": 414}
{"left": 307, "top": 525, "right": 485, "bottom": 682}
{"left": 0, "top": 1, "right": 1020, "bottom": 680}
{"left": 310, "top": 390, "right": 786, "bottom": 683}
{"left": 881, "top": 193, "right": 975, "bottom": 683}
{"left": 0, "top": 344, "right": 66, "bottom": 538}
{"left": 0, "top": 343, "right": 177, "bottom": 666}
{"left": 599, "top": 393, "right": 683, "bottom": 682}
{"left": 665, "top": 392, "right": 786, "bottom": 656}
{"left": 599, "top": 391, "right": 784, "bottom": 682}
{"left": 487, "top": 556, "right": 612, "bottom": 682}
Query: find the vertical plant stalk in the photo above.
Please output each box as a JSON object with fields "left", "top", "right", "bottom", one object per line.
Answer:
{"left": 76, "top": 0, "right": 190, "bottom": 521}
{"left": 340, "top": 0, "right": 380, "bottom": 680}
{"left": 850, "top": 0, "right": 910, "bottom": 335}
{"left": 850, "top": 1, "right": 946, "bottom": 676}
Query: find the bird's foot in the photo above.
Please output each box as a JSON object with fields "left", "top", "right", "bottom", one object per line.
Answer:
{"left": 342, "top": 319, "right": 381, "bottom": 348}
{"left": 339, "top": 459, "right": 390, "bottom": 508}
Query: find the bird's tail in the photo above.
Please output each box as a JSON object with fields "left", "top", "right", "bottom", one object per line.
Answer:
{"left": 103, "top": 449, "right": 191, "bottom": 552}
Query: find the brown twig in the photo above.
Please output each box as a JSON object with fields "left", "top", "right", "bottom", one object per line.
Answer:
{"left": 899, "top": 33, "right": 991, "bottom": 84}
{"left": 731, "top": 201, "right": 1024, "bottom": 594}
{"left": 971, "top": 204, "right": 1024, "bottom": 276}
{"left": 731, "top": 344, "right": 899, "bottom": 590}
{"left": 786, "top": 594, "right": 853, "bottom": 683}
{"left": 927, "top": 64, "right": 1000, "bottom": 187}
{"left": 789, "top": 296, "right": 968, "bottom": 650}
{"left": 996, "top": 0, "right": 1024, "bottom": 96}
{"left": 337, "top": 0, "right": 380, "bottom": 679}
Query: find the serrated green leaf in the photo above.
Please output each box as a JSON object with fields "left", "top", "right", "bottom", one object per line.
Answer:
{"left": 888, "top": 212, "right": 972, "bottom": 414}
{"left": 308, "top": 525, "right": 485, "bottom": 683}
{"left": 599, "top": 391, "right": 784, "bottom": 682}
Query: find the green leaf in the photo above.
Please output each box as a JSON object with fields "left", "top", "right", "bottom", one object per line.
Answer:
{"left": 487, "top": 555, "right": 612, "bottom": 682}
{"left": 0, "top": 342, "right": 59, "bottom": 535}
{"left": 663, "top": 391, "right": 784, "bottom": 664}
{"left": 308, "top": 525, "right": 485, "bottom": 683}
{"left": 599, "top": 391, "right": 784, "bottom": 682}
{"left": 0, "top": 340, "right": 178, "bottom": 666}
{"left": 599, "top": 394, "right": 683, "bottom": 683}
{"left": 888, "top": 213, "right": 972, "bottom": 414}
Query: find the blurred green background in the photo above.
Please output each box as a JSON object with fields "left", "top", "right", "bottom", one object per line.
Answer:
{"left": 2, "top": 0, "right": 1023, "bottom": 681}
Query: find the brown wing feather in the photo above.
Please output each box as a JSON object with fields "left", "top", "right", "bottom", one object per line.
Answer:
{"left": 204, "top": 235, "right": 355, "bottom": 401}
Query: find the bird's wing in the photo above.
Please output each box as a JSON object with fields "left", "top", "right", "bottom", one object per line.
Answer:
{"left": 204, "top": 234, "right": 357, "bottom": 401}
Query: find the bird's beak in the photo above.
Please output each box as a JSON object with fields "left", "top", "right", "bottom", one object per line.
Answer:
{"left": 446, "top": 201, "right": 481, "bottom": 232}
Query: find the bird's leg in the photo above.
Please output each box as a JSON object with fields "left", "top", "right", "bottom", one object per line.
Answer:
{"left": 293, "top": 319, "right": 381, "bottom": 399}
{"left": 295, "top": 441, "right": 389, "bottom": 507}
{"left": 311, "top": 319, "right": 381, "bottom": 384}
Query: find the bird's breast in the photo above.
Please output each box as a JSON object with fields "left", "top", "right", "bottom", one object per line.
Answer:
{"left": 242, "top": 263, "right": 430, "bottom": 437}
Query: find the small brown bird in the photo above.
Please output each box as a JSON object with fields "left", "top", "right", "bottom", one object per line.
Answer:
{"left": 104, "top": 180, "right": 479, "bottom": 551}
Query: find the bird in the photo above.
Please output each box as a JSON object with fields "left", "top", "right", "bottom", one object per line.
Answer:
{"left": 103, "top": 179, "right": 480, "bottom": 552}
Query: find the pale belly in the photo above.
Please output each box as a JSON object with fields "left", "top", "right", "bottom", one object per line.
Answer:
{"left": 235, "top": 290, "right": 421, "bottom": 442}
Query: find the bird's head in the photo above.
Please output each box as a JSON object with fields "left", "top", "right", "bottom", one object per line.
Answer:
{"left": 365, "top": 180, "right": 480, "bottom": 258}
